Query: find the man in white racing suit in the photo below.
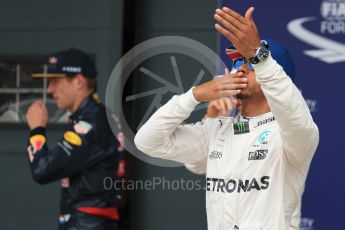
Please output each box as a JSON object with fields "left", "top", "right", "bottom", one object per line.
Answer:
{"left": 134, "top": 6, "right": 319, "bottom": 230}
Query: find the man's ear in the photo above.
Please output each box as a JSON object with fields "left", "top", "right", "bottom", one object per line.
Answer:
{"left": 74, "top": 74, "right": 85, "bottom": 90}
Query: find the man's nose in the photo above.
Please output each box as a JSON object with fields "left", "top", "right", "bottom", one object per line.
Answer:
{"left": 237, "top": 64, "right": 249, "bottom": 74}
{"left": 47, "top": 82, "right": 54, "bottom": 93}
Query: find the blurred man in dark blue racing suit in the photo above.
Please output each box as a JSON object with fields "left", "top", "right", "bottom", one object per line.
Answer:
{"left": 26, "top": 48, "right": 125, "bottom": 230}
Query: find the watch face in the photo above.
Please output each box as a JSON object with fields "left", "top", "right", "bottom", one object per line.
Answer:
{"left": 258, "top": 47, "right": 270, "bottom": 61}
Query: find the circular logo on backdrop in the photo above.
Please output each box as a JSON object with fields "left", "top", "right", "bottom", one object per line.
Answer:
{"left": 105, "top": 36, "right": 226, "bottom": 167}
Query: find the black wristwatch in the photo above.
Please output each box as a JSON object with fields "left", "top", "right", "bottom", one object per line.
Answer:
{"left": 249, "top": 40, "right": 270, "bottom": 64}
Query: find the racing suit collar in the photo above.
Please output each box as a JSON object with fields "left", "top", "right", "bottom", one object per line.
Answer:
{"left": 69, "top": 95, "right": 97, "bottom": 120}
{"left": 237, "top": 112, "right": 273, "bottom": 122}
{"left": 235, "top": 112, "right": 276, "bottom": 130}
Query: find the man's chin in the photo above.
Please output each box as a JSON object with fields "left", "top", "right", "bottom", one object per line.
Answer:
{"left": 56, "top": 102, "right": 67, "bottom": 110}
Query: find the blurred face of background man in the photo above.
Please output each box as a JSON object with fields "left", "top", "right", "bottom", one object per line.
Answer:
{"left": 47, "top": 76, "right": 79, "bottom": 111}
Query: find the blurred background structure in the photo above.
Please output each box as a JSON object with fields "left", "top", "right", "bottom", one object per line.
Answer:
{"left": 0, "top": 0, "right": 215, "bottom": 229}
{"left": 0, "top": 0, "right": 344, "bottom": 229}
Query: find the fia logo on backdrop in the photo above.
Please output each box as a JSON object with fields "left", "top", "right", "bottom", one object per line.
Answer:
{"left": 320, "top": 0, "right": 345, "bottom": 33}
{"left": 287, "top": 0, "right": 345, "bottom": 64}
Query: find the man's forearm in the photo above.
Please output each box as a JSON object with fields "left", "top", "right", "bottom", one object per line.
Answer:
{"left": 135, "top": 88, "right": 199, "bottom": 155}
{"left": 255, "top": 56, "right": 319, "bottom": 165}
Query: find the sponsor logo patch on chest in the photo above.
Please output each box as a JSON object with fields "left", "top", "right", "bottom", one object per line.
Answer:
{"left": 248, "top": 150, "right": 268, "bottom": 160}
{"left": 209, "top": 151, "right": 223, "bottom": 160}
